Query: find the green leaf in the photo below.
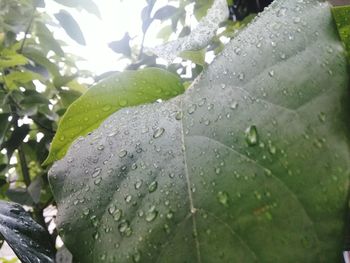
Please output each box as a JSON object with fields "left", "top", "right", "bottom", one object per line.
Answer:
{"left": 43, "top": 68, "right": 184, "bottom": 165}
{"left": 49, "top": 0, "right": 350, "bottom": 262}
{"left": 153, "top": 5, "right": 178, "bottom": 21}
{"left": 53, "top": 0, "right": 101, "bottom": 18}
{"left": 0, "top": 49, "right": 28, "bottom": 68}
{"left": 35, "top": 21, "right": 65, "bottom": 56}
{"left": 0, "top": 201, "right": 55, "bottom": 262}
{"left": 156, "top": 25, "right": 174, "bottom": 41}
{"left": 179, "top": 48, "right": 207, "bottom": 66}
{"left": 23, "top": 48, "right": 60, "bottom": 77}
{"left": 54, "top": 10, "right": 86, "bottom": 45}
{"left": 3, "top": 71, "right": 43, "bottom": 90}
{"left": 332, "top": 5, "right": 350, "bottom": 60}
{"left": 108, "top": 33, "right": 132, "bottom": 57}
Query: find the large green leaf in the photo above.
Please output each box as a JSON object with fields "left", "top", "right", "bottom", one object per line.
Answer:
{"left": 43, "top": 68, "right": 184, "bottom": 165}
{"left": 0, "top": 201, "right": 55, "bottom": 262}
{"left": 49, "top": 0, "right": 350, "bottom": 262}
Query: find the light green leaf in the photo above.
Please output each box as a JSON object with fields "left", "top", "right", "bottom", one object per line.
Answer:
{"left": 180, "top": 48, "right": 206, "bottom": 66}
{"left": 3, "top": 71, "right": 43, "bottom": 90}
{"left": 0, "top": 49, "right": 28, "bottom": 68}
{"left": 156, "top": 25, "right": 173, "bottom": 41}
{"left": 332, "top": 5, "right": 350, "bottom": 60}
{"left": 43, "top": 68, "right": 184, "bottom": 165}
{"left": 49, "top": 0, "right": 350, "bottom": 262}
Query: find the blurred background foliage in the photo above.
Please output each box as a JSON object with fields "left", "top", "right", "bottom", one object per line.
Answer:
{"left": 0, "top": 0, "right": 272, "bottom": 260}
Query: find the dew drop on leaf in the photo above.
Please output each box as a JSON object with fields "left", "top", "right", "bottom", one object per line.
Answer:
{"left": 108, "top": 205, "right": 116, "bottom": 215}
{"left": 187, "top": 104, "right": 197, "bottom": 114}
{"left": 153, "top": 128, "right": 165, "bottom": 139}
{"left": 102, "top": 104, "right": 112, "bottom": 112}
{"left": 119, "top": 100, "right": 128, "bottom": 106}
{"left": 118, "top": 149, "right": 127, "bottom": 158}
{"left": 217, "top": 191, "right": 229, "bottom": 206}
{"left": 145, "top": 206, "right": 158, "bottom": 222}
{"left": 245, "top": 125, "right": 259, "bottom": 146}
{"left": 113, "top": 209, "right": 122, "bottom": 221}
{"left": 91, "top": 169, "right": 101, "bottom": 179}
{"left": 148, "top": 181, "right": 158, "bottom": 193}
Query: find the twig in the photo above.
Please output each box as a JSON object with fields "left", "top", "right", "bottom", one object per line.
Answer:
{"left": 19, "top": 12, "right": 35, "bottom": 53}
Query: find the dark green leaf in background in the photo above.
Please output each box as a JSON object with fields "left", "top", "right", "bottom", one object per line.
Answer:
{"left": 0, "top": 201, "right": 55, "bottom": 262}
{"left": 49, "top": 0, "right": 350, "bottom": 262}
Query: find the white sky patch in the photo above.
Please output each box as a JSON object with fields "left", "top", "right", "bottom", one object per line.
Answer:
{"left": 45, "top": 0, "right": 169, "bottom": 75}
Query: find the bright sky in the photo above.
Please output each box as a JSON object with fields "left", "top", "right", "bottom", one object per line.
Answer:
{"left": 45, "top": 0, "right": 170, "bottom": 75}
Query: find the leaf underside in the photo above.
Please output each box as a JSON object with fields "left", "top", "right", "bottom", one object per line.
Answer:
{"left": 49, "top": 0, "right": 350, "bottom": 262}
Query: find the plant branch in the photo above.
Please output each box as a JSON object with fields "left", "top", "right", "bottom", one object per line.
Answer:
{"left": 19, "top": 10, "right": 35, "bottom": 53}
{"left": 18, "top": 144, "right": 31, "bottom": 187}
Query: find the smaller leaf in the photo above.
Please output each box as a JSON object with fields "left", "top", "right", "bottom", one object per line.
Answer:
{"left": 0, "top": 201, "right": 55, "bottom": 262}
{"left": 108, "top": 33, "right": 132, "bottom": 57}
{"left": 53, "top": 0, "right": 101, "bottom": 18}
{"left": 0, "top": 49, "right": 28, "bottom": 68}
{"left": 35, "top": 21, "right": 64, "bottom": 56}
{"left": 179, "top": 48, "right": 207, "bottom": 66}
{"left": 156, "top": 25, "right": 173, "bottom": 40}
{"left": 153, "top": 5, "right": 178, "bottom": 21}
{"left": 55, "top": 10, "right": 86, "bottom": 45}
{"left": 4, "top": 71, "right": 43, "bottom": 90}
{"left": 43, "top": 68, "right": 184, "bottom": 165}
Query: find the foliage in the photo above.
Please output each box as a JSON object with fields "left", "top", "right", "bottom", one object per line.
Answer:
{"left": 49, "top": 0, "right": 350, "bottom": 262}
{"left": 0, "top": 0, "right": 349, "bottom": 262}
{"left": 44, "top": 68, "right": 184, "bottom": 165}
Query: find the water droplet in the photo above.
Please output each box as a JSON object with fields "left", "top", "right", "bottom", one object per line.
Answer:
{"left": 114, "top": 209, "right": 122, "bottom": 221}
{"left": 119, "top": 100, "right": 128, "bottom": 106}
{"left": 108, "top": 206, "right": 116, "bottom": 215}
{"left": 175, "top": 111, "right": 182, "bottom": 120}
{"left": 230, "top": 101, "right": 238, "bottom": 110}
{"left": 102, "top": 104, "right": 112, "bottom": 112}
{"left": 245, "top": 125, "right": 259, "bottom": 146}
{"left": 118, "top": 149, "right": 127, "bottom": 158}
{"left": 94, "top": 178, "right": 102, "bottom": 185}
{"left": 215, "top": 167, "right": 221, "bottom": 175}
{"left": 59, "top": 135, "right": 65, "bottom": 141}
{"left": 134, "top": 180, "right": 143, "bottom": 189}
{"left": 93, "top": 232, "right": 99, "bottom": 240}
{"left": 145, "top": 206, "right": 158, "bottom": 222}
{"left": 268, "top": 70, "right": 274, "bottom": 77}
{"left": 153, "top": 128, "right": 165, "bottom": 139}
{"left": 148, "top": 181, "right": 158, "bottom": 193}
{"left": 125, "top": 195, "right": 132, "bottom": 203}
{"left": 238, "top": 72, "right": 245, "bottom": 81}
{"left": 132, "top": 251, "right": 141, "bottom": 262}
{"left": 188, "top": 104, "right": 197, "bottom": 114}
{"left": 277, "top": 7, "right": 287, "bottom": 17}
{"left": 166, "top": 211, "right": 174, "bottom": 219}
{"left": 83, "top": 208, "right": 90, "bottom": 216}
{"left": 97, "top": 145, "right": 104, "bottom": 151}
{"left": 217, "top": 191, "right": 229, "bottom": 206}
{"left": 293, "top": 17, "right": 301, "bottom": 23}
{"left": 118, "top": 220, "right": 129, "bottom": 233}
{"left": 318, "top": 112, "right": 326, "bottom": 123}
